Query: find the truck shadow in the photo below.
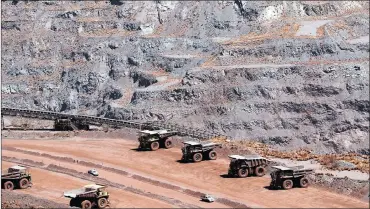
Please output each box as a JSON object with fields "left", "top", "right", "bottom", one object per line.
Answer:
{"left": 176, "top": 160, "right": 190, "bottom": 164}
{"left": 175, "top": 159, "right": 214, "bottom": 164}
{"left": 130, "top": 148, "right": 151, "bottom": 152}
{"left": 263, "top": 185, "right": 300, "bottom": 190}
{"left": 263, "top": 186, "right": 275, "bottom": 190}
{"left": 219, "top": 174, "right": 234, "bottom": 178}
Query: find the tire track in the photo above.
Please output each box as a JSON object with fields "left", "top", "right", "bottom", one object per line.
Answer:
{"left": 2, "top": 156, "right": 199, "bottom": 209}
{"left": 3, "top": 146, "right": 251, "bottom": 208}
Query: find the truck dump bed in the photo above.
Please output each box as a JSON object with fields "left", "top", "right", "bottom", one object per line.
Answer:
{"left": 292, "top": 168, "right": 314, "bottom": 175}
{"left": 228, "top": 155, "right": 267, "bottom": 160}
{"left": 64, "top": 188, "right": 88, "bottom": 198}
{"left": 272, "top": 166, "right": 314, "bottom": 175}
{"left": 183, "top": 141, "right": 221, "bottom": 147}
{"left": 202, "top": 142, "right": 221, "bottom": 148}
{"left": 139, "top": 130, "right": 177, "bottom": 136}
{"left": 2, "top": 172, "right": 23, "bottom": 178}
{"left": 228, "top": 155, "right": 269, "bottom": 168}
{"left": 64, "top": 184, "right": 106, "bottom": 198}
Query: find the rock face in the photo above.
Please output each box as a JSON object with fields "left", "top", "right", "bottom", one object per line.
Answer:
{"left": 1, "top": 1, "right": 369, "bottom": 154}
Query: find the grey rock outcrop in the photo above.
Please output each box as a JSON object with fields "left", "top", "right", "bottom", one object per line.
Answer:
{"left": 1, "top": 1, "right": 369, "bottom": 154}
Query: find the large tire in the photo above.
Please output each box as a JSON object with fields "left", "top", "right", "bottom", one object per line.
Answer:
{"left": 208, "top": 151, "right": 217, "bottom": 160}
{"left": 4, "top": 181, "right": 14, "bottom": 190}
{"left": 97, "top": 197, "right": 108, "bottom": 208}
{"left": 81, "top": 200, "right": 92, "bottom": 209}
{"left": 193, "top": 153, "right": 203, "bottom": 162}
{"left": 19, "top": 178, "right": 29, "bottom": 189}
{"left": 150, "top": 141, "right": 160, "bottom": 151}
{"left": 254, "top": 166, "right": 266, "bottom": 177}
{"left": 299, "top": 177, "right": 309, "bottom": 188}
{"left": 282, "top": 179, "right": 293, "bottom": 190}
{"left": 237, "top": 168, "right": 248, "bottom": 178}
{"left": 164, "top": 138, "right": 173, "bottom": 149}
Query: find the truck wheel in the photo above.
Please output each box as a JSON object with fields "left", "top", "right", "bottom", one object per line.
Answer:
{"left": 4, "top": 181, "right": 14, "bottom": 190}
{"left": 81, "top": 200, "right": 92, "bottom": 209}
{"left": 19, "top": 178, "right": 29, "bottom": 189}
{"left": 254, "top": 166, "right": 266, "bottom": 177}
{"left": 237, "top": 168, "right": 248, "bottom": 178}
{"left": 97, "top": 197, "right": 108, "bottom": 208}
{"left": 208, "top": 151, "right": 217, "bottom": 160}
{"left": 150, "top": 141, "right": 159, "bottom": 151}
{"left": 299, "top": 177, "right": 309, "bottom": 188}
{"left": 282, "top": 179, "right": 293, "bottom": 190}
{"left": 164, "top": 138, "right": 173, "bottom": 149}
{"left": 193, "top": 153, "right": 203, "bottom": 162}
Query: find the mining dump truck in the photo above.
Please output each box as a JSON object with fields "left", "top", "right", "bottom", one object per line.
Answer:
{"left": 64, "top": 184, "right": 110, "bottom": 209}
{"left": 227, "top": 155, "right": 269, "bottom": 177}
{"left": 1, "top": 165, "right": 32, "bottom": 190}
{"left": 181, "top": 141, "right": 222, "bottom": 162}
{"left": 269, "top": 165, "right": 314, "bottom": 190}
{"left": 138, "top": 129, "right": 178, "bottom": 151}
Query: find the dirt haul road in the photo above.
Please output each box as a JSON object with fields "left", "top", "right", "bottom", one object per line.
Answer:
{"left": 2, "top": 151, "right": 228, "bottom": 208}
{"left": 1, "top": 161, "right": 174, "bottom": 208}
{"left": 2, "top": 138, "right": 369, "bottom": 208}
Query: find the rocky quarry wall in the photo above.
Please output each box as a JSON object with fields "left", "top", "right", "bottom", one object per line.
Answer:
{"left": 1, "top": 1, "right": 369, "bottom": 154}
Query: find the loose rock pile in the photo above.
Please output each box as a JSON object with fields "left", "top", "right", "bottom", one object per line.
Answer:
{"left": 1, "top": 190, "right": 69, "bottom": 208}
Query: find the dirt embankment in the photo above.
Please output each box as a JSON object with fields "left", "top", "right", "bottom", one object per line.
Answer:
{"left": 1, "top": 190, "right": 69, "bottom": 209}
